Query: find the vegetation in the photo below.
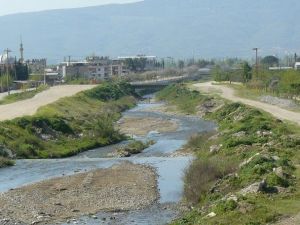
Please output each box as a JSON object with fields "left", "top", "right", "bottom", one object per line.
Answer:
{"left": 212, "top": 60, "right": 300, "bottom": 100}
{"left": 156, "top": 84, "right": 211, "bottom": 114}
{"left": 0, "top": 157, "right": 14, "bottom": 168}
{"left": 0, "top": 85, "right": 49, "bottom": 105}
{"left": 117, "top": 140, "right": 155, "bottom": 156}
{"left": 157, "top": 85, "right": 300, "bottom": 225}
{"left": 0, "top": 82, "right": 137, "bottom": 159}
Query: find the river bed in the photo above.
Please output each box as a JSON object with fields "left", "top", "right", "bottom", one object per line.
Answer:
{"left": 0, "top": 100, "right": 216, "bottom": 225}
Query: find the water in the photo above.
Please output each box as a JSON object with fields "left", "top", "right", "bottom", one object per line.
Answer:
{"left": 0, "top": 100, "right": 216, "bottom": 225}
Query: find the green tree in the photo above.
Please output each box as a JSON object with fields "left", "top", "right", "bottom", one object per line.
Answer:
{"left": 178, "top": 60, "right": 185, "bottom": 70}
{"left": 241, "top": 62, "right": 252, "bottom": 83}
{"left": 261, "top": 56, "right": 279, "bottom": 67}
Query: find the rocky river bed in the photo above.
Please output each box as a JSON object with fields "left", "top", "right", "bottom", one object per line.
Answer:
{"left": 0, "top": 100, "right": 216, "bottom": 225}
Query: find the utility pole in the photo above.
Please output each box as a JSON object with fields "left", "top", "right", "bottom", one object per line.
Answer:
{"left": 4, "top": 48, "right": 12, "bottom": 95}
{"left": 253, "top": 48, "right": 259, "bottom": 78}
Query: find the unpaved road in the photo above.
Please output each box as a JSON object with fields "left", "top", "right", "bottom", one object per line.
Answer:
{"left": 193, "top": 82, "right": 300, "bottom": 126}
{"left": 0, "top": 85, "right": 96, "bottom": 121}
{"left": 0, "top": 162, "right": 157, "bottom": 225}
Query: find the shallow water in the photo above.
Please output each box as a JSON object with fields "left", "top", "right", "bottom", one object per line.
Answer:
{"left": 0, "top": 100, "right": 216, "bottom": 225}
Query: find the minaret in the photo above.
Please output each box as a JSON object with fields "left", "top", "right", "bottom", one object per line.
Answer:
{"left": 20, "top": 36, "right": 24, "bottom": 64}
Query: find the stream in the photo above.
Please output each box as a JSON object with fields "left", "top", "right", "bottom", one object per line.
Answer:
{"left": 0, "top": 99, "right": 216, "bottom": 225}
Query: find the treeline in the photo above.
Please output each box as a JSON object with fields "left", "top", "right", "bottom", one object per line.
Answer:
{"left": 212, "top": 57, "right": 300, "bottom": 99}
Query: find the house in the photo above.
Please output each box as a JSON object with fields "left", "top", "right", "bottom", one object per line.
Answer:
{"left": 60, "top": 56, "right": 129, "bottom": 81}
{"left": 295, "top": 62, "right": 300, "bottom": 70}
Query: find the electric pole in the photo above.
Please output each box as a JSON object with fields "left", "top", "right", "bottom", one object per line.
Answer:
{"left": 253, "top": 48, "right": 259, "bottom": 78}
{"left": 4, "top": 48, "right": 12, "bottom": 95}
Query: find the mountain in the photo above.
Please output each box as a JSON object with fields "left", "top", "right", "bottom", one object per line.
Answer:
{"left": 0, "top": 0, "right": 299, "bottom": 63}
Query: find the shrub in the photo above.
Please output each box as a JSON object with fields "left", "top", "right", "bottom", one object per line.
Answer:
{"left": 184, "top": 158, "right": 236, "bottom": 204}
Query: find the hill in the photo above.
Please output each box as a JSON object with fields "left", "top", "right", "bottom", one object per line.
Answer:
{"left": 0, "top": 0, "right": 299, "bottom": 63}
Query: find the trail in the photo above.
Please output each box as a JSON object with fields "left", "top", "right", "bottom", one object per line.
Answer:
{"left": 193, "top": 82, "right": 300, "bottom": 126}
{"left": 0, "top": 85, "right": 96, "bottom": 121}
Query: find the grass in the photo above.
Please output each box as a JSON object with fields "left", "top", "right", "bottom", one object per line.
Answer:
{"left": 156, "top": 84, "right": 212, "bottom": 114}
{"left": 117, "top": 140, "right": 155, "bottom": 156}
{"left": 157, "top": 84, "right": 300, "bottom": 225}
{"left": 0, "top": 85, "right": 49, "bottom": 105}
{"left": 0, "top": 82, "right": 138, "bottom": 160}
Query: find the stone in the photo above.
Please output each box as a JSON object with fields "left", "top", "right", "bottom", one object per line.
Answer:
{"left": 239, "top": 153, "right": 260, "bottom": 168}
{"left": 272, "top": 156, "right": 280, "bottom": 161}
{"left": 209, "top": 145, "right": 221, "bottom": 153}
{"left": 207, "top": 212, "right": 216, "bottom": 218}
{"left": 239, "top": 180, "right": 266, "bottom": 196}
{"left": 273, "top": 167, "right": 284, "bottom": 178}
{"left": 233, "top": 131, "right": 246, "bottom": 137}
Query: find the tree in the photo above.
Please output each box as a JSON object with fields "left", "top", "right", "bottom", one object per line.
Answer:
{"left": 178, "top": 60, "right": 185, "bottom": 70}
{"left": 261, "top": 56, "right": 279, "bottom": 67}
{"left": 241, "top": 62, "right": 252, "bottom": 83}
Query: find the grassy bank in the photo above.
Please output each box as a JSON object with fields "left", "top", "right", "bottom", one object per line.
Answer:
{"left": 0, "top": 157, "right": 14, "bottom": 168}
{"left": 0, "top": 85, "right": 49, "bottom": 105}
{"left": 157, "top": 84, "right": 300, "bottom": 225}
{"left": 0, "top": 82, "right": 137, "bottom": 160}
{"left": 156, "top": 84, "right": 212, "bottom": 114}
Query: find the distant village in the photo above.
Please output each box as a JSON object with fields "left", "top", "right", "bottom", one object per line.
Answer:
{"left": 0, "top": 41, "right": 165, "bottom": 90}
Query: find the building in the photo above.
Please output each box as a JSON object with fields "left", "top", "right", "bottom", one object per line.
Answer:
{"left": 26, "top": 59, "right": 47, "bottom": 75}
{"left": 295, "top": 62, "right": 300, "bottom": 70}
{"left": 60, "top": 56, "right": 129, "bottom": 81}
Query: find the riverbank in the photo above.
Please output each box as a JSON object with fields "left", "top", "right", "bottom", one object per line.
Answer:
{"left": 0, "top": 162, "right": 158, "bottom": 225}
{"left": 0, "top": 82, "right": 137, "bottom": 161}
{"left": 156, "top": 84, "right": 300, "bottom": 225}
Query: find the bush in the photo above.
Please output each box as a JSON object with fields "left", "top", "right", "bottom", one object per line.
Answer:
{"left": 0, "top": 157, "right": 14, "bottom": 168}
{"left": 184, "top": 158, "right": 235, "bottom": 204}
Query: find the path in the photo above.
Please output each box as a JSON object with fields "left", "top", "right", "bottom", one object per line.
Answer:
{"left": 193, "top": 82, "right": 300, "bottom": 126}
{"left": 0, "top": 85, "right": 96, "bottom": 121}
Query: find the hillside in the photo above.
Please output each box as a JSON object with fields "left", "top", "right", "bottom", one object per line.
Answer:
{"left": 0, "top": 0, "right": 299, "bottom": 63}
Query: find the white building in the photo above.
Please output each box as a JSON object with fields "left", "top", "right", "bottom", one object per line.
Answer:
{"left": 295, "top": 62, "right": 300, "bottom": 70}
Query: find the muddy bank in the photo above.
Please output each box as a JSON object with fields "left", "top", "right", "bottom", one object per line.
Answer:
{"left": 117, "top": 116, "right": 179, "bottom": 136}
{"left": 0, "top": 162, "right": 157, "bottom": 225}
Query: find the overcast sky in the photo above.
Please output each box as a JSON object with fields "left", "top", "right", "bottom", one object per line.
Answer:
{"left": 0, "top": 0, "right": 140, "bottom": 16}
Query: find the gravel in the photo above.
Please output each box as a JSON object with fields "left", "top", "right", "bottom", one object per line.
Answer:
{"left": 0, "top": 162, "right": 158, "bottom": 225}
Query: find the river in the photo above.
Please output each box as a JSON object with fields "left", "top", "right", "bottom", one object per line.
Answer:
{"left": 0, "top": 99, "right": 216, "bottom": 225}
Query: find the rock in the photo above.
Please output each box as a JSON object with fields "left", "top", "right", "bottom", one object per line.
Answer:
{"left": 274, "top": 186, "right": 288, "bottom": 193}
{"left": 209, "top": 145, "right": 222, "bottom": 153}
{"left": 239, "top": 153, "right": 260, "bottom": 168}
{"left": 256, "top": 130, "right": 272, "bottom": 137}
{"left": 272, "top": 156, "right": 280, "bottom": 161}
{"left": 239, "top": 180, "right": 267, "bottom": 196}
{"left": 226, "top": 194, "right": 238, "bottom": 202}
{"left": 233, "top": 131, "right": 246, "bottom": 137}
{"left": 92, "top": 215, "right": 98, "bottom": 219}
{"left": 207, "top": 212, "right": 216, "bottom": 218}
{"left": 273, "top": 167, "right": 284, "bottom": 179}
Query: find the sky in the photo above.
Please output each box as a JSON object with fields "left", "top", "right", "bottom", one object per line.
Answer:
{"left": 0, "top": 0, "right": 140, "bottom": 16}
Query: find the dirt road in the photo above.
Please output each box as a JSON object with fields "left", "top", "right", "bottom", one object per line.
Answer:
{"left": 0, "top": 85, "right": 95, "bottom": 121}
{"left": 193, "top": 82, "right": 300, "bottom": 126}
